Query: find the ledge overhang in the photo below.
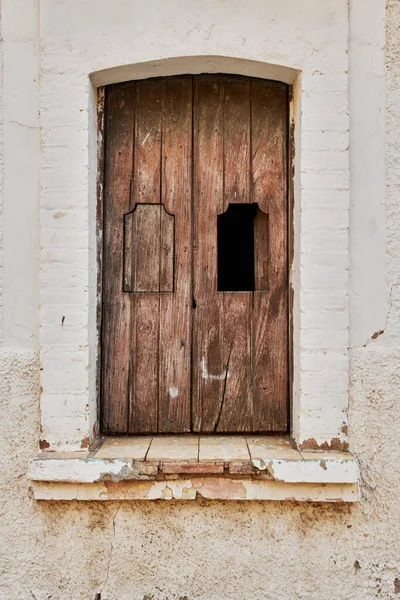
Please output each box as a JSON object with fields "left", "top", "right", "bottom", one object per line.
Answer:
{"left": 28, "top": 436, "right": 359, "bottom": 502}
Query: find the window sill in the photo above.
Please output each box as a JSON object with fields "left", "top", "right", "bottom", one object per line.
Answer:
{"left": 28, "top": 436, "right": 359, "bottom": 502}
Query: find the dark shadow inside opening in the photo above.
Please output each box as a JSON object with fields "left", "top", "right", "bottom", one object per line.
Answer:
{"left": 217, "top": 203, "right": 258, "bottom": 291}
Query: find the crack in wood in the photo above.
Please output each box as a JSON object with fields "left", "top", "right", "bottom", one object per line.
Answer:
{"left": 214, "top": 345, "right": 233, "bottom": 432}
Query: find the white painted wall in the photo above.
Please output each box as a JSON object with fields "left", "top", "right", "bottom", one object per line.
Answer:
{"left": 349, "top": 0, "right": 387, "bottom": 346}
{"left": 1, "top": 0, "right": 400, "bottom": 598}
{"left": 37, "top": 0, "right": 350, "bottom": 451}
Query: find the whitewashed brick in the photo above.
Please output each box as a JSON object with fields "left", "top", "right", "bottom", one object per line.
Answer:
{"left": 37, "top": 0, "right": 350, "bottom": 450}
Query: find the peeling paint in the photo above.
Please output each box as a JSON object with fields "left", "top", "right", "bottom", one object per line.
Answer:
{"left": 200, "top": 357, "right": 230, "bottom": 381}
{"left": 29, "top": 451, "right": 359, "bottom": 487}
{"left": 252, "top": 458, "right": 269, "bottom": 471}
{"left": 169, "top": 387, "right": 179, "bottom": 398}
{"left": 300, "top": 438, "right": 349, "bottom": 452}
{"left": 30, "top": 479, "right": 360, "bottom": 502}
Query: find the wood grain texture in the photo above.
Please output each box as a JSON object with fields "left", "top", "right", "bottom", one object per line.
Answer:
{"left": 129, "top": 293, "right": 159, "bottom": 432}
{"left": 158, "top": 76, "right": 192, "bottom": 432}
{"left": 193, "top": 75, "right": 288, "bottom": 432}
{"left": 192, "top": 75, "right": 224, "bottom": 431}
{"left": 215, "top": 292, "right": 253, "bottom": 432}
{"left": 123, "top": 204, "right": 174, "bottom": 293}
{"left": 223, "top": 76, "right": 251, "bottom": 208}
{"left": 128, "top": 79, "right": 163, "bottom": 433}
{"left": 129, "top": 204, "right": 160, "bottom": 291}
{"left": 192, "top": 76, "right": 255, "bottom": 432}
{"left": 159, "top": 207, "right": 174, "bottom": 293}
{"left": 101, "top": 83, "right": 135, "bottom": 433}
{"left": 254, "top": 208, "right": 269, "bottom": 291}
{"left": 132, "top": 79, "right": 162, "bottom": 204}
{"left": 102, "top": 75, "right": 289, "bottom": 435}
{"left": 251, "top": 80, "right": 288, "bottom": 431}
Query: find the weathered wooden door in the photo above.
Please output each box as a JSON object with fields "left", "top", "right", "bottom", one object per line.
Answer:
{"left": 101, "top": 75, "right": 289, "bottom": 434}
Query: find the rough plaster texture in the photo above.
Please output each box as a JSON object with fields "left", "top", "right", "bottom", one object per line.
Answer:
{"left": 1, "top": 0, "right": 400, "bottom": 599}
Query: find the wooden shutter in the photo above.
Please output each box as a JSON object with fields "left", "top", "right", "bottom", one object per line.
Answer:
{"left": 101, "top": 77, "right": 192, "bottom": 434}
{"left": 192, "top": 75, "right": 288, "bottom": 432}
{"left": 101, "top": 75, "right": 289, "bottom": 434}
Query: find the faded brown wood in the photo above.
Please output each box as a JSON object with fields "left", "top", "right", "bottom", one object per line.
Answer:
{"left": 101, "top": 83, "right": 135, "bottom": 433}
{"left": 127, "top": 204, "right": 160, "bottom": 292}
{"left": 254, "top": 208, "right": 269, "bottom": 291}
{"left": 253, "top": 291, "right": 287, "bottom": 430}
{"left": 158, "top": 76, "right": 192, "bottom": 432}
{"left": 128, "top": 79, "right": 163, "bottom": 433}
{"left": 132, "top": 79, "right": 163, "bottom": 204}
{"left": 159, "top": 207, "right": 174, "bottom": 293}
{"left": 251, "top": 80, "right": 288, "bottom": 431}
{"left": 192, "top": 75, "right": 225, "bottom": 431}
{"left": 102, "top": 74, "right": 289, "bottom": 435}
{"left": 223, "top": 76, "right": 251, "bottom": 208}
{"left": 215, "top": 292, "right": 253, "bottom": 432}
{"left": 123, "top": 210, "right": 134, "bottom": 292}
{"left": 218, "top": 77, "right": 253, "bottom": 431}
{"left": 123, "top": 204, "right": 174, "bottom": 293}
{"left": 192, "top": 75, "right": 254, "bottom": 432}
{"left": 130, "top": 293, "right": 159, "bottom": 432}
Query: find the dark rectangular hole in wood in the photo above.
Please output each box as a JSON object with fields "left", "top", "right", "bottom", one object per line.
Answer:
{"left": 217, "top": 203, "right": 258, "bottom": 291}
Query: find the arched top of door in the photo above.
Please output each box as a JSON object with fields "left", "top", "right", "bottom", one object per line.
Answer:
{"left": 90, "top": 55, "right": 298, "bottom": 88}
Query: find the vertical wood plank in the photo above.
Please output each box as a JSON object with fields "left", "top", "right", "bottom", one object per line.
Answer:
{"left": 251, "top": 80, "right": 288, "bottom": 432}
{"left": 218, "top": 76, "right": 253, "bottom": 430}
{"left": 159, "top": 76, "right": 192, "bottom": 432}
{"left": 132, "top": 79, "right": 163, "bottom": 204}
{"left": 159, "top": 207, "right": 174, "bottom": 293}
{"left": 129, "top": 293, "right": 160, "bottom": 432}
{"left": 251, "top": 79, "right": 287, "bottom": 214}
{"left": 128, "top": 79, "right": 163, "bottom": 433}
{"left": 123, "top": 210, "right": 134, "bottom": 292}
{"left": 253, "top": 291, "right": 287, "bottom": 431}
{"left": 254, "top": 208, "right": 269, "bottom": 291}
{"left": 223, "top": 75, "right": 251, "bottom": 207}
{"left": 214, "top": 292, "right": 253, "bottom": 432}
{"left": 101, "top": 83, "right": 134, "bottom": 433}
{"left": 192, "top": 75, "right": 225, "bottom": 431}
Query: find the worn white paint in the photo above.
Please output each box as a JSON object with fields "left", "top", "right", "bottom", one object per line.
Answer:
{"left": 31, "top": 479, "right": 360, "bottom": 503}
{"left": 252, "top": 457, "right": 359, "bottom": 485}
{"left": 32, "top": 0, "right": 352, "bottom": 451}
{"left": 1, "top": 0, "right": 40, "bottom": 347}
{"left": 2, "top": 0, "right": 400, "bottom": 597}
{"left": 28, "top": 457, "right": 138, "bottom": 484}
{"left": 28, "top": 453, "right": 359, "bottom": 486}
{"left": 200, "top": 357, "right": 230, "bottom": 381}
{"left": 28, "top": 456, "right": 159, "bottom": 483}
{"left": 349, "top": 0, "right": 387, "bottom": 346}
{"left": 90, "top": 55, "right": 298, "bottom": 88}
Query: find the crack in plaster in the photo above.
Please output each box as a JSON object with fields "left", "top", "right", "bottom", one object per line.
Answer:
{"left": 99, "top": 501, "right": 122, "bottom": 598}
{"left": 357, "top": 283, "right": 400, "bottom": 347}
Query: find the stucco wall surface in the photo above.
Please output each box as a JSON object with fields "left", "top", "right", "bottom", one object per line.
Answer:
{"left": 1, "top": 0, "right": 400, "bottom": 599}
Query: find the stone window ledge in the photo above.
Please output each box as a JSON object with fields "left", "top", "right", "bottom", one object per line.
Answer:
{"left": 28, "top": 436, "right": 359, "bottom": 502}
